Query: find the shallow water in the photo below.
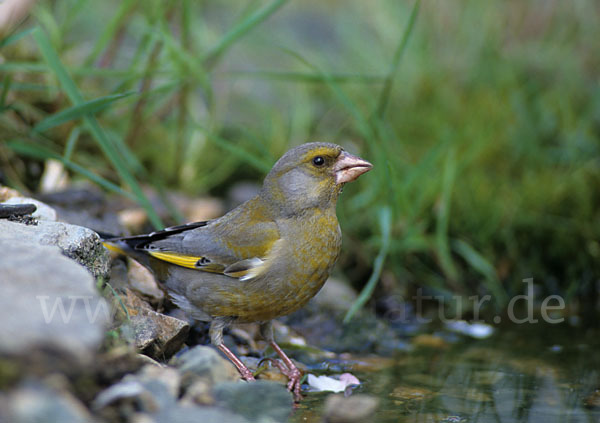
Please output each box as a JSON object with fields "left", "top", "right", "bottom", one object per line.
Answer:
{"left": 292, "top": 322, "right": 600, "bottom": 422}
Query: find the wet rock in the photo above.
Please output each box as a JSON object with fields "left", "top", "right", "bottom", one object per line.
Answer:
{"left": 214, "top": 380, "right": 293, "bottom": 423}
{"left": 170, "top": 345, "right": 239, "bottom": 387}
{"left": 2, "top": 379, "right": 93, "bottom": 423}
{"left": 179, "top": 380, "right": 215, "bottom": 406}
{"left": 152, "top": 405, "right": 249, "bottom": 423}
{"left": 121, "top": 290, "right": 189, "bottom": 359}
{"left": 0, "top": 241, "right": 110, "bottom": 365}
{"left": 391, "top": 385, "right": 436, "bottom": 404}
{"left": 323, "top": 394, "right": 378, "bottom": 423}
{"left": 283, "top": 306, "right": 403, "bottom": 356}
{"left": 93, "top": 365, "right": 180, "bottom": 413}
{"left": 0, "top": 219, "right": 110, "bottom": 279}
{"left": 94, "top": 377, "right": 174, "bottom": 414}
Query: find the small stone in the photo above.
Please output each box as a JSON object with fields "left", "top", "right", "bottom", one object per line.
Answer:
{"left": 130, "top": 413, "right": 157, "bottom": 423}
{"left": 391, "top": 386, "right": 436, "bottom": 404}
{"left": 6, "top": 380, "right": 93, "bottom": 423}
{"left": 0, "top": 185, "right": 21, "bottom": 201}
{"left": 412, "top": 334, "right": 448, "bottom": 349}
{"left": 118, "top": 208, "right": 148, "bottom": 233}
{"left": 138, "top": 365, "right": 181, "bottom": 398}
{"left": 122, "top": 290, "right": 189, "bottom": 359}
{"left": 40, "top": 159, "right": 69, "bottom": 193}
{"left": 180, "top": 380, "right": 215, "bottom": 406}
{"left": 171, "top": 194, "right": 224, "bottom": 222}
{"left": 214, "top": 380, "right": 293, "bottom": 422}
{"left": 170, "top": 345, "right": 239, "bottom": 387}
{"left": 127, "top": 258, "right": 165, "bottom": 303}
{"left": 93, "top": 366, "right": 179, "bottom": 413}
{"left": 135, "top": 354, "right": 165, "bottom": 368}
{"left": 154, "top": 405, "right": 249, "bottom": 423}
{"left": 323, "top": 394, "right": 379, "bottom": 423}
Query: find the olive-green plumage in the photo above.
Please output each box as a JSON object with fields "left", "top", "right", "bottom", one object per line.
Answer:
{"left": 105, "top": 142, "right": 372, "bottom": 398}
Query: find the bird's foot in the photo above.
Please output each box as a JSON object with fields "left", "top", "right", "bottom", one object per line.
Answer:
{"left": 239, "top": 367, "right": 256, "bottom": 382}
{"left": 218, "top": 343, "right": 256, "bottom": 382}
{"left": 263, "top": 357, "right": 303, "bottom": 402}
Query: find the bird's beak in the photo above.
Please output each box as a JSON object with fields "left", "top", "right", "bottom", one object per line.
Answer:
{"left": 334, "top": 151, "right": 373, "bottom": 184}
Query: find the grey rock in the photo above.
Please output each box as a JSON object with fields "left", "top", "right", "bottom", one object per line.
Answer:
{"left": 323, "top": 394, "right": 379, "bottom": 423}
{"left": 93, "top": 379, "right": 148, "bottom": 409}
{"left": 170, "top": 345, "right": 239, "bottom": 387}
{"left": 0, "top": 241, "right": 110, "bottom": 364}
{"left": 94, "top": 378, "right": 174, "bottom": 414}
{"left": 93, "top": 366, "right": 180, "bottom": 413}
{"left": 153, "top": 405, "right": 248, "bottom": 423}
{"left": 0, "top": 219, "right": 110, "bottom": 279}
{"left": 138, "top": 364, "right": 181, "bottom": 398}
{"left": 121, "top": 290, "right": 189, "bottom": 359}
{"left": 180, "top": 380, "right": 214, "bottom": 406}
{"left": 214, "top": 380, "right": 293, "bottom": 423}
{"left": 3, "top": 380, "right": 94, "bottom": 423}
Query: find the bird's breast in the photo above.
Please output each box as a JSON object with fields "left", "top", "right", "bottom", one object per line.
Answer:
{"left": 233, "top": 209, "right": 342, "bottom": 321}
{"left": 176, "top": 209, "right": 343, "bottom": 323}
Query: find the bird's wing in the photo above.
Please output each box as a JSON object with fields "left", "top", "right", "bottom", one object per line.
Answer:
{"left": 108, "top": 214, "right": 282, "bottom": 281}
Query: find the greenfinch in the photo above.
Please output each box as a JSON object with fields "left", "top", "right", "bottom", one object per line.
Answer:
{"left": 104, "top": 142, "right": 372, "bottom": 400}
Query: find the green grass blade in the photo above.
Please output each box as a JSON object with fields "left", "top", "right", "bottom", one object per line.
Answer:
{"left": 202, "top": 0, "right": 289, "bottom": 66}
{"left": 0, "top": 27, "right": 36, "bottom": 49}
{"left": 435, "top": 147, "right": 458, "bottom": 280}
{"left": 222, "top": 70, "right": 387, "bottom": 84}
{"left": 32, "top": 27, "right": 163, "bottom": 228}
{"left": 453, "top": 239, "right": 508, "bottom": 307}
{"left": 63, "top": 126, "right": 81, "bottom": 161}
{"left": 84, "top": 0, "right": 136, "bottom": 66}
{"left": 6, "top": 140, "right": 135, "bottom": 200}
{"left": 344, "top": 206, "right": 392, "bottom": 323}
{"left": 374, "top": 0, "right": 420, "bottom": 118}
{"left": 194, "top": 123, "right": 273, "bottom": 173}
{"left": 34, "top": 91, "right": 135, "bottom": 132}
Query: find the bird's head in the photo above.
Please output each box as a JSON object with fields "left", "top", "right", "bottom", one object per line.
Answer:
{"left": 261, "top": 142, "right": 373, "bottom": 215}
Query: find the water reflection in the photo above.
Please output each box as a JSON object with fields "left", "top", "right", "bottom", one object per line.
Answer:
{"left": 293, "top": 323, "right": 600, "bottom": 422}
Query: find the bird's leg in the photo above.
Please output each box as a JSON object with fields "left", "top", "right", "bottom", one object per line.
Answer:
{"left": 218, "top": 343, "right": 256, "bottom": 381}
{"left": 210, "top": 318, "right": 255, "bottom": 381}
{"left": 260, "top": 321, "right": 303, "bottom": 401}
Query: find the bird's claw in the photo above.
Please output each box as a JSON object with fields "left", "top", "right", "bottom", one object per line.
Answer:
{"left": 240, "top": 368, "right": 256, "bottom": 382}
{"left": 262, "top": 357, "right": 303, "bottom": 402}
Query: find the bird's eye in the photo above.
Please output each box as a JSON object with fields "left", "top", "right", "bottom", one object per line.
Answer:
{"left": 312, "top": 156, "right": 325, "bottom": 166}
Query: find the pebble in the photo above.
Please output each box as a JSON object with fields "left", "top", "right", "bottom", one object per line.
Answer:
{"left": 322, "top": 394, "right": 379, "bottom": 423}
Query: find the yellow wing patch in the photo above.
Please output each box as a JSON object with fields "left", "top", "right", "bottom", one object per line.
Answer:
{"left": 147, "top": 250, "right": 225, "bottom": 273}
{"left": 147, "top": 251, "right": 202, "bottom": 270}
{"left": 103, "top": 242, "right": 126, "bottom": 255}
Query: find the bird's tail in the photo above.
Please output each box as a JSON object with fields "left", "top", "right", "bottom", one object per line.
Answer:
{"left": 97, "top": 231, "right": 139, "bottom": 261}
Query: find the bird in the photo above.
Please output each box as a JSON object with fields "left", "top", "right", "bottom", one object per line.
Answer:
{"left": 103, "top": 142, "right": 372, "bottom": 401}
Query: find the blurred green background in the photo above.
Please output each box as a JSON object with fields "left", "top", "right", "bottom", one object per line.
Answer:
{"left": 1, "top": 0, "right": 599, "bottom": 320}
